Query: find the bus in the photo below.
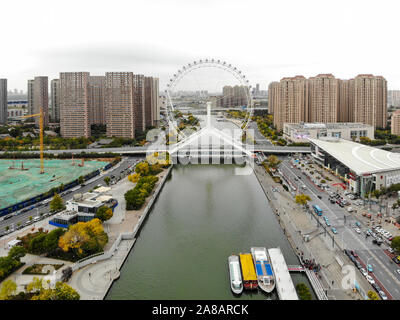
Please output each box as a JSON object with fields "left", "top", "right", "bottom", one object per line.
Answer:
{"left": 312, "top": 204, "right": 323, "bottom": 216}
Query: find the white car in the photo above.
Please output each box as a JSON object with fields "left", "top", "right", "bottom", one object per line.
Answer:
{"left": 396, "top": 269, "right": 400, "bottom": 275}
{"left": 354, "top": 228, "right": 361, "bottom": 234}
{"left": 366, "top": 275, "right": 375, "bottom": 284}
{"left": 347, "top": 207, "right": 354, "bottom": 212}
{"left": 360, "top": 268, "right": 368, "bottom": 277}
{"left": 379, "top": 291, "right": 388, "bottom": 300}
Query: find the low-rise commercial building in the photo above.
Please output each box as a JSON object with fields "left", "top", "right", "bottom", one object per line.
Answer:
{"left": 309, "top": 137, "right": 400, "bottom": 196}
{"left": 283, "top": 122, "right": 374, "bottom": 143}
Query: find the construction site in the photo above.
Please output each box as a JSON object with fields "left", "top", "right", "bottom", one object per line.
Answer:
{"left": 0, "top": 158, "right": 108, "bottom": 211}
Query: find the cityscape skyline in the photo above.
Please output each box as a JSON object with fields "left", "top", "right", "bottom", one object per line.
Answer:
{"left": 1, "top": 0, "right": 400, "bottom": 92}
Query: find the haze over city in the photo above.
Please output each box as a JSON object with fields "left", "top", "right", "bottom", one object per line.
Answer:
{"left": 2, "top": 0, "right": 400, "bottom": 91}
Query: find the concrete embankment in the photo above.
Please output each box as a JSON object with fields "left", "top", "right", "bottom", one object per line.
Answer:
{"left": 68, "top": 165, "right": 173, "bottom": 300}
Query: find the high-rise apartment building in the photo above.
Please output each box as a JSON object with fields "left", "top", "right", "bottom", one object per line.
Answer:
{"left": 354, "top": 74, "right": 387, "bottom": 129}
{"left": 268, "top": 82, "right": 279, "bottom": 115}
{"left": 144, "top": 76, "right": 160, "bottom": 128}
{"left": 105, "top": 72, "right": 135, "bottom": 138}
{"left": 338, "top": 79, "right": 355, "bottom": 122}
{"left": 27, "top": 79, "right": 34, "bottom": 115}
{"left": 308, "top": 74, "right": 339, "bottom": 123}
{"left": 152, "top": 78, "right": 160, "bottom": 127}
{"left": 0, "top": 79, "right": 7, "bottom": 124}
{"left": 272, "top": 76, "right": 308, "bottom": 131}
{"left": 391, "top": 110, "right": 400, "bottom": 135}
{"left": 32, "top": 76, "right": 49, "bottom": 127}
{"left": 59, "top": 72, "right": 90, "bottom": 138}
{"left": 134, "top": 74, "right": 146, "bottom": 132}
{"left": 388, "top": 90, "right": 400, "bottom": 107}
{"left": 88, "top": 76, "right": 106, "bottom": 125}
{"left": 219, "top": 85, "right": 248, "bottom": 108}
{"left": 51, "top": 79, "right": 60, "bottom": 123}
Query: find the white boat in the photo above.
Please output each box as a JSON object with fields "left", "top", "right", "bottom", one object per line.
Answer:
{"left": 228, "top": 255, "right": 243, "bottom": 294}
{"left": 251, "top": 247, "right": 275, "bottom": 293}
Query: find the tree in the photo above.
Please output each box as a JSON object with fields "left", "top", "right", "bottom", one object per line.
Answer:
{"left": 8, "top": 245, "right": 26, "bottom": 261}
{"left": 0, "top": 279, "right": 17, "bottom": 300}
{"left": 367, "top": 290, "right": 380, "bottom": 300}
{"left": 95, "top": 206, "right": 113, "bottom": 222}
{"left": 104, "top": 176, "right": 111, "bottom": 186}
{"left": 267, "top": 155, "right": 281, "bottom": 169}
{"left": 49, "top": 193, "right": 65, "bottom": 212}
{"left": 391, "top": 236, "right": 400, "bottom": 254}
{"left": 128, "top": 173, "right": 140, "bottom": 183}
{"left": 58, "top": 218, "right": 108, "bottom": 257}
{"left": 78, "top": 176, "right": 85, "bottom": 185}
{"left": 295, "top": 194, "right": 311, "bottom": 207}
{"left": 27, "top": 277, "right": 80, "bottom": 300}
{"left": 135, "top": 162, "right": 150, "bottom": 176}
{"left": 296, "top": 283, "right": 312, "bottom": 300}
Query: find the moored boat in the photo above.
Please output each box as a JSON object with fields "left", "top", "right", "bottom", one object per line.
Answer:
{"left": 251, "top": 247, "right": 275, "bottom": 293}
{"left": 228, "top": 255, "right": 243, "bottom": 294}
{"left": 239, "top": 253, "right": 258, "bottom": 290}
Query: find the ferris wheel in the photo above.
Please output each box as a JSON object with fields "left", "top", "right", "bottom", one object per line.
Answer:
{"left": 165, "top": 59, "right": 254, "bottom": 133}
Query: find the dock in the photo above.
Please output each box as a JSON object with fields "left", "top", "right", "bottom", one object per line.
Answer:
{"left": 268, "top": 247, "right": 298, "bottom": 300}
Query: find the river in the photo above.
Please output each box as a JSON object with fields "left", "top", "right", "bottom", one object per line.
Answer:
{"left": 106, "top": 164, "right": 315, "bottom": 300}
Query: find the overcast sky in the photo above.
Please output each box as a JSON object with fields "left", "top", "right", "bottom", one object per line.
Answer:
{"left": 1, "top": 0, "right": 400, "bottom": 92}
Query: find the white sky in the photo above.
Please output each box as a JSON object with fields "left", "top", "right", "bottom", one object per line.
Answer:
{"left": 1, "top": 0, "right": 400, "bottom": 92}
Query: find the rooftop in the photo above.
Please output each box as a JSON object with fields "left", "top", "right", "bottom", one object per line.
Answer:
{"left": 285, "top": 122, "right": 373, "bottom": 130}
{"left": 309, "top": 138, "right": 400, "bottom": 175}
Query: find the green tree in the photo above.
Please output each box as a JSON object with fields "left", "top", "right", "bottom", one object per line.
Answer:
{"left": 296, "top": 283, "right": 312, "bottom": 300}
{"left": 391, "top": 236, "right": 400, "bottom": 254}
{"left": 49, "top": 193, "right": 65, "bottom": 212}
{"left": 8, "top": 246, "right": 26, "bottom": 261}
{"left": 104, "top": 176, "right": 111, "bottom": 186}
{"left": 78, "top": 176, "right": 85, "bottom": 185}
{"left": 95, "top": 206, "right": 113, "bottom": 222}
{"left": 0, "top": 279, "right": 17, "bottom": 300}
{"left": 267, "top": 155, "right": 281, "bottom": 169}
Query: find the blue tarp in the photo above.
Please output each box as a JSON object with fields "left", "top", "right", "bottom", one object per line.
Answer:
{"left": 264, "top": 262, "right": 273, "bottom": 276}
{"left": 255, "top": 262, "right": 264, "bottom": 276}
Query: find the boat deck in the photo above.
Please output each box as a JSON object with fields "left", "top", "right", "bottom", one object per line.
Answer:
{"left": 268, "top": 247, "right": 298, "bottom": 300}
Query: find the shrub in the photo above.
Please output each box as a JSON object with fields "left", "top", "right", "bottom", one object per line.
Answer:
{"left": 296, "top": 283, "right": 312, "bottom": 300}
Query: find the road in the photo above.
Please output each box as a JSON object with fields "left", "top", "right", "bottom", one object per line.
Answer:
{"left": 278, "top": 157, "right": 400, "bottom": 299}
{"left": 0, "top": 156, "right": 144, "bottom": 237}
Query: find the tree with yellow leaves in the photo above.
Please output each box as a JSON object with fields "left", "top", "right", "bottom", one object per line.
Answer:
{"left": 58, "top": 218, "right": 108, "bottom": 258}
{"left": 0, "top": 279, "right": 17, "bottom": 300}
{"left": 295, "top": 194, "right": 311, "bottom": 207}
{"left": 128, "top": 173, "right": 140, "bottom": 183}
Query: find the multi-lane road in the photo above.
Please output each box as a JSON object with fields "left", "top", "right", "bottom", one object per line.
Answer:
{"left": 0, "top": 156, "right": 143, "bottom": 237}
{"left": 278, "top": 156, "right": 400, "bottom": 299}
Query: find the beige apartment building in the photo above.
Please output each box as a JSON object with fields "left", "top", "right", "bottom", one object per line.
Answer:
{"left": 59, "top": 72, "right": 90, "bottom": 138}
{"left": 338, "top": 79, "right": 354, "bottom": 122}
{"left": 269, "top": 73, "right": 387, "bottom": 131}
{"left": 272, "top": 76, "right": 308, "bottom": 131}
{"left": 32, "top": 76, "right": 49, "bottom": 127}
{"left": 50, "top": 79, "right": 60, "bottom": 123}
{"left": 105, "top": 72, "right": 135, "bottom": 139}
{"left": 144, "top": 76, "right": 160, "bottom": 128}
{"left": 219, "top": 85, "right": 248, "bottom": 108}
{"left": 391, "top": 110, "right": 400, "bottom": 135}
{"left": 308, "top": 74, "right": 338, "bottom": 123}
{"left": 88, "top": 76, "right": 106, "bottom": 125}
{"left": 354, "top": 74, "right": 387, "bottom": 129}
{"left": 134, "top": 74, "right": 146, "bottom": 132}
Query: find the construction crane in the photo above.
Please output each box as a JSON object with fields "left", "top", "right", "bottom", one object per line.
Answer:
{"left": 20, "top": 107, "right": 45, "bottom": 174}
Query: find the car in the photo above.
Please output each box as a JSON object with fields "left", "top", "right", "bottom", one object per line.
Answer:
{"left": 355, "top": 261, "right": 362, "bottom": 269}
{"left": 349, "top": 255, "right": 356, "bottom": 263}
{"left": 302, "top": 185, "right": 307, "bottom": 190}
{"left": 388, "top": 236, "right": 394, "bottom": 241}
{"left": 372, "top": 283, "right": 381, "bottom": 292}
{"left": 396, "top": 269, "right": 400, "bottom": 275}
{"left": 33, "top": 216, "right": 41, "bottom": 222}
{"left": 347, "top": 207, "right": 354, "bottom": 212}
{"left": 367, "top": 264, "right": 373, "bottom": 272}
{"left": 379, "top": 291, "right": 388, "bottom": 300}
{"left": 371, "top": 232, "right": 377, "bottom": 239}
{"left": 354, "top": 228, "right": 361, "bottom": 234}
{"left": 344, "top": 249, "right": 352, "bottom": 257}
{"left": 350, "top": 250, "right": 358, "bottom": 258}
{"left": 331, "top": 227, "right": 338, "bottom": 234}
{"left": 317, "top": 195, "right": 322, "bottom": 199}
{"left": 373, "top": 239, "right": 382, "bottom": 246}
{"left": 366, "top": 275, "right": 375, "bottom": 284}
{"left": 392, "top": 256, "right": 400, "bottom": 264}
{"left": 325, "top": 220, "right": 331, "bottom": 227}
{"left": 388, "top": 248, "right": 394, "bottom": 254}
{"left": 360, "top": 268, "right": 368, "bottom": 277}
{"left": 355, "top": 221, "right": 361, "bottom": 228}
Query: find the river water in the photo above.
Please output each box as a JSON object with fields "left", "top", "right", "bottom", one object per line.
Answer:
{"left": 106, "top": 164, "right": 314, "bottom": 300}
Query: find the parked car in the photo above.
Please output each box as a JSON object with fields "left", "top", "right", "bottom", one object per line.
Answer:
{"left": 366, "top": 275, "right": 375, "bottom": 284}
{"left": 372, "top": 283, "right": 381, "bottom": 292}
{"left": 355, "top": 221, "right": 361, "bottom": 228}
{"left": 367, "top": 264, "right": 373, "bottom": 272}
{"left": 360, "top": 268, "right": 368, "bottom": 277}
{"left": 350, "top": 250, "right": 358, "bottom": 258}
{"left": 347, "top": 207, "right": 354, "bottom": 212}
{"left": 354, "top": 228, "right": 361, "bottom": 234}
{"left": 379, "top": 291, "right": 388, "bottom": 300}
{"left": 331, "top": 227, "right": 338, "bottom": 234}
{"left": 355, "top": 261, "right": 362, "bottom": 269}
